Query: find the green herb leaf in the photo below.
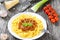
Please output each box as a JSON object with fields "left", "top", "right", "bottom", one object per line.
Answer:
{"left": 22, "top": 22, "right": 33, "bottom": 27}
{"left": 22, "top": 23, "right": 28, "bottom": 27}
{"left": 28, "top": 23, "right": 33, "bottom": 27}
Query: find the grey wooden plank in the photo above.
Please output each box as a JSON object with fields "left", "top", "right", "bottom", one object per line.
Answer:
{"left": 0, "top": 0, "right": 60, "bottom": 40}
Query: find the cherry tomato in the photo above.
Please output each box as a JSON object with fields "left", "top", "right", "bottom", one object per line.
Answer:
{"left": 43, "top": 6, "right": 48, "bottom": 11}
{"left": 55, "top": 17, "right": 59, "bottom": 21}
{"left": 43, "top": 4, "right": 59, "bottom": 23}
{"left": 44, "top": 10, "right": 50, "bottom": 14}
{"left": 49, "top": 8, "right": 53, "bottom": 11}
{"left": 53, "top": 13, "right": 58, "bottom": 17}
{"left": 48, "top": 15, "right": 53, "bottom": 19}
{"left": 51, "top": 19, "right": 56, "bottom": 23}
{"left": 47, "top": 4, "right": 51, "bottom": 8}
{"left": 51, "top": 10, "right": 55, "bottom": 14}
{"left": 47, "top": 12, "right": 52, "bottom": 16}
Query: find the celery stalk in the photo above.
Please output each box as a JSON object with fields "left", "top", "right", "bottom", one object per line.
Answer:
{"left": 31, "top": 0, "right": 48, "bottom": 12}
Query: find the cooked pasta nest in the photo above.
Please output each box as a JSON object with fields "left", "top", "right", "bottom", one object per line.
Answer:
{"left": 11, "top": 14, "right": 44, "bottom": 38}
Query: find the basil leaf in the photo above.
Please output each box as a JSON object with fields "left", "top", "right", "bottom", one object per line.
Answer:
{"left": 22, "top": 23, "right": 33, "bottom": 27}
{"left": 28, "top": 23, "right": 33, "bottom": 27}
{"left": 22, "top": 23, "right": 28, "bottom": 27}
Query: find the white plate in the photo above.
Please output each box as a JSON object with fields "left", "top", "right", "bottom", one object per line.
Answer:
{"left": 8, "top": 12, "right": 47, "bottom": 40}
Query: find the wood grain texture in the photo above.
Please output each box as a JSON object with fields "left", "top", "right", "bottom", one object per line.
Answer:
{"left": 0, "top": 0, "right": 60, "bottom": 40}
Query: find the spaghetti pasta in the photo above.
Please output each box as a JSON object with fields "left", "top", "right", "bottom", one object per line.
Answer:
{"left": 11, "top": 14, "right": 44, "bottom": 38}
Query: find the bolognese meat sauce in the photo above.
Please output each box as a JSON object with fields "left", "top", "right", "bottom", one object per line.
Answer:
{"left": 18, "top": 18, "right": 37, "bottom": 31}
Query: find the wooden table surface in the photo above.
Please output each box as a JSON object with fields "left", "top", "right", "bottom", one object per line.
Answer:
{"left": 0, "top": 0, "right": 60, "bottom": 40}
